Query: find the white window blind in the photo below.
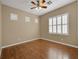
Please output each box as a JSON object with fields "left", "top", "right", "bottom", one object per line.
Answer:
{"left": 49, "top": 13, "right": 68, "bottom": 35}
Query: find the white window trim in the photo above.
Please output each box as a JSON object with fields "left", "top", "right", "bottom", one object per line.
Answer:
{"left": 48, "top": 13, "right": 69, "bottom": 35}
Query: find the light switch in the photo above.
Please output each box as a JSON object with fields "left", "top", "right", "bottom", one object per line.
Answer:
{"left": 61, "top": 38, "right": 63, "bottom": 40}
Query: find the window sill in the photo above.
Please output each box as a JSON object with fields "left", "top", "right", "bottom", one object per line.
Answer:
{"left": 48, "top": 33, "right": 70, "bottom": 36}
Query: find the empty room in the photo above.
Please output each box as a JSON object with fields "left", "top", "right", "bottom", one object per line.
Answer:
{"left": 0, "top": 0, "right": 78, "bottom": 59}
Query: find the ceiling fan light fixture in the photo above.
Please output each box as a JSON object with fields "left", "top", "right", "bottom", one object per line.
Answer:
{"left": 31, "top": 0, "right": 48, "bottom": 9}
{"left": 36, "top": 7, "right": 42, "bottom": 10}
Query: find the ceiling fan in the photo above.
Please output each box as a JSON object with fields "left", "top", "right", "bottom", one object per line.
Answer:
{"left": 31, "top": 0, "right": 52, "bottom": 9}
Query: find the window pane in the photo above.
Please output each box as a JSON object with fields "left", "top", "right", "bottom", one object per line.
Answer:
{"left": 49, "top": 29, "right": 52, "bottom": 33}
{"left": 57, "top": 16, "right": 61, "bottom": 25}
{"left": 49, "top": 18, "right": 52, "bottom": 25}
{"left": 62, "top": 14, "right": 68, "bottom": 24}
{"left": 53, "top": 26, "right": 56, "bottom": 33}
{"left": 49, "top": 26, "right": 52, "bottom": 30}
{"left": 62, "top": 25, "right": 68, "bottom": 34}
{"left": 53, "top": 17, "right": 56, "bottom": 25}
{"left": 57, "top": 25, "right": 61, "bottom": 34}
{"left": 10, "top": 13, "right": 18, "bottom": 21}
{"left": 49, "top": 26, "right": 53, "bottom": 33}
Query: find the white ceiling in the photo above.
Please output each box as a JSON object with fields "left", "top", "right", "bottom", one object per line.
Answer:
{"left": 0, "top": 0, "right": 76, "bottom": 16}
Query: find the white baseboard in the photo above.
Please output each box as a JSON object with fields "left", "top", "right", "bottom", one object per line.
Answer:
{"left": 1, "top": 38, "right": 78, "bottom": 49}
{"left": 40, "top": 38, "right": 78, "bottom": 48}
{"left": 1, "top": 38, "right": 39, "bottom": 49}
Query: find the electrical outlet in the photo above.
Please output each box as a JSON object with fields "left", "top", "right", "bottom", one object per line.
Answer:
{"left": 17, "top": 38, "right": 21, "bottom": 40}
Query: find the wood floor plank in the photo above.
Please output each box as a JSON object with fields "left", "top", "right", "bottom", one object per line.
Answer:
{"left": 1, "top": 39, "right": 78, "bottom": 59}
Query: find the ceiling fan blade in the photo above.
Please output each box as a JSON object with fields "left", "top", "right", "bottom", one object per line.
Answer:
{"left": 39, "top": 0, "right": 46, "bottom": 7}
{"left": 42, "top": 0, "right": 45, "bottom": 3}
{"left": 40, "top": 0, "right": 45, "bottom": 3}
{"left": 31, "top": 1, "right": 36, "bottom": 5}
{"left": 31, "top": 7, "right": 36, "bottom": 9}
{"left": 47, "top": 1, "right": 52, "bottom": 5}
{"left": 41, "top": 6, "right": 47, "bottom": 8}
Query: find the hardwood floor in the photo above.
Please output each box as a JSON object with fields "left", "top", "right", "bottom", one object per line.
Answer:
{"left": 1, "top": 39, "right": 78, "bottom": 59}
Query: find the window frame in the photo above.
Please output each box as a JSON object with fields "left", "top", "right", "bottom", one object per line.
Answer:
{"left": 48, "top": 13, "right": 69, "bottom": 35}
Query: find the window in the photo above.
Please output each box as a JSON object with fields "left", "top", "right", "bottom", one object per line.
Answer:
{"left": 25, "top": 16, "right": 30, "bottom": 22}
{"left": 10, "top": 13, "right": 18, "bottom": 21}
{"left": 49, "top": 13, "right": 69, "bottom": 35}
{"left": 35, "top": 18, "right": 39, "bottom": 23}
